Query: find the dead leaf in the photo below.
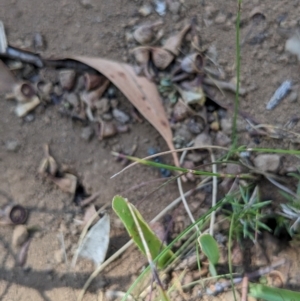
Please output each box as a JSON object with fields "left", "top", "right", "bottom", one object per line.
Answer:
{"left": 69, "top": 56, "right": 179, "bottom": 167}
{"left": 77, "top": 213, "right": 110, "bottom": 267}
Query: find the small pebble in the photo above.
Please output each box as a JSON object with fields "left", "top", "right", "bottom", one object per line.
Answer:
{"left": 186, "top": 152, "right": 203, "bottom": 163}
{"left": 288, "top": 91, "right": 298, "bottom": 103}
{"left": 214, "top": 131, "right": 231, "bottom": 146}
{"left": 220, "top": 117, "right": 232, "bottom": 135}
{"left": 102, "top": 113, "right": 113, "bottom": 121}
{"left": 187, "top": 117, "right": 205, "bottom": 134}
{"left": 215, "top": 13, "right": 227, "bottom": 24}
{"left": 169, "top": 1, "right": 181, "bottom": 14}
{"left": 210, "top": 121, "right": 219, "bottom": 131}
{"left": 254, "top": 154, "right": 281, "bottom": 172}
{"left": 112, "top": 108, "right": 130, "bottom": 123}
{"left": 139, "top": 4, "right": 153, "bottom": 16}
{"left": 194, "top": 132, "right": 212, "bottom": 148}
{"left": 79, "top": 0, "right": 93, "bottom": 8}
{"left": 81, "top": 126, "right": 94, "bottom": 141}
{"left": 24, "top": 114, "right": 35, "bottom": 122}
{"left": 95, "top": 97, "right": 110, "bottom": 114}
{"left": 54, "top": 249, "right": 64, "bottom": 264}
{"left": 173, "top": 101, "right": 188, "bottom": 121}
{"left": 65, "top": 93, "right": 79, "bottom": 108}
{"left": 12, "top": 225, "right": 28, "bottom": 249}
{"left": 5, "top": 140, "right": 21, "bottom": 152}
{"left": 107, "top": 86, "right": 116, "bottom": 98}
{"left": 110, "top": 98, "right": 119, "bottom": 109}
{"left": 33, "top": 32, "right": 46, "bottom": 52}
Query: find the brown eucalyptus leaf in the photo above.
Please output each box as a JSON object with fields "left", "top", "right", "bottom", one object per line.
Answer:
{"left": 71, "top": 56, "right": 179, "bottom": 167}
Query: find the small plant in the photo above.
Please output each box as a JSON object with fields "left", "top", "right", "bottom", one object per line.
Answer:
{"left": 223, "top": 185, "right": 271, "bottom": 241}
{"left": 278, "top": 172, "right": 300, "bottom": 236}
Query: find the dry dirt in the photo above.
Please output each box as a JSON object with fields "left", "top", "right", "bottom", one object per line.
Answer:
{"left": 1, "top": 0, "right": 300, "bottom": 300}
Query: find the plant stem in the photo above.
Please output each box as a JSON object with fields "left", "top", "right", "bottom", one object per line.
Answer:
{"left": 231, "top": 0, "right": 242, "bottom": 151}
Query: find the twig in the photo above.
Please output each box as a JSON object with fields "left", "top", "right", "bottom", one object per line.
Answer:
{"left": 80, "top": 190, "right": 102, "bottom": 207}
{"left": 59, "top": 231, "right": 68, "bottom": 266}
{"left": 204, "top": 77, "right": 247, "bottom": 96}
{"left": 209, "top": 152, "right": 218, "bottom": 236}
{"left": 206, "top": 258, "right": 285, "bottom": 296}
{"left": 241, "top": 276, "right": 248, "bottom": 301}
{"left": 177, "top": 141, "right": 198, "bottom": 231}
{"left": 105, "top": 290, "right": 134, "bottom": 301}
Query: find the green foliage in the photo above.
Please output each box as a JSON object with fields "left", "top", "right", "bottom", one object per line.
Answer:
{"left": 278, "top": 171, "right": 300, "bottom": 236}
{"left": 224, "top": 186, "right": 271, "bottom": 241}
{"left": 198, "top": 234, "right": 220, "bottom": 277}
{"left": 249, "top": 283, "right": 300, "bottom": 301}
{"left": 112, "top": 195, "right": 175, "bottom": 269}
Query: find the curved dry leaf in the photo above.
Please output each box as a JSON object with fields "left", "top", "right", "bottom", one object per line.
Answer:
{"left": 70, "top": 56, "right": 179, "bottom": 167}
{"left": 77, "top": 213, "right": 110, "bottom": 267}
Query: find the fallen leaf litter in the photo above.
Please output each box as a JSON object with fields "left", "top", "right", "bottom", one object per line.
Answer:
{"left": 1, "top": 6, "right": 300, "bottom": 299}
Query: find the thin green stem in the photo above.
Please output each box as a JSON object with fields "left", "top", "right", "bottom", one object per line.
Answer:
{"left": 231, "top": 0, "right": 242, "bottom": 150}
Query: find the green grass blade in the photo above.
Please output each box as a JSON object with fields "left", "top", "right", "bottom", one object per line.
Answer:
{"left": 249, "top": 283, "right": 300, "bottom": 301}
{"left": 112, "top": 195, "right": 175, "bottom": 269}
{"left": 198, "top": 234, "right": 220, "bottom": 265}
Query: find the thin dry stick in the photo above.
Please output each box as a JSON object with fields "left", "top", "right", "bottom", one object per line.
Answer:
{"left": 209, "top": 152, "right": 218, "bottom": 236}
{"left": 241, "top": 276, "right": 248, "bottom": 301}
{"left": 80, "top": 190, "right": 102, "bottom": 207}
{"left": 59, "top": 231, "right": 68, "bottom": 266}
{"left": 203, "top": 77, "right": 247, "bottom": 96}
{"left": 177, "top": 141, "right": 198, "bottom": 230}
{"left": 111, "top": 145, "right": 229, "bottom": 179}
{"left": 78, "top": 179, "right": 211, "bottom": 301}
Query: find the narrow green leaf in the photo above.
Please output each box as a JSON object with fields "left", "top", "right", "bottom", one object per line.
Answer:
{"left": 198, "top": 234, "right": 220, "bottom": 265}
{"left": 249, "top": 283, "right": 300, "bottom": 301}
{"left": 112, "top": 195, "right": 175, "bottom": 269}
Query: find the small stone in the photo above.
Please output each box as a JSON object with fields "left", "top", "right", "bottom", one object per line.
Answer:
{"left": 215, "top": 13, "right": 227, "bottom": 24}
{"left": 65, "top": 93, "right": 79, "bottom": 108}
{"left": 254, "top": 154, "right": 281, "bottom": 172}
{"left": 187, "top": 117, "right": 205, "bottom": 134}
{"left": 173, "top": 101, "right": 188, "bottom": 121}
{"left": 79, "top": 0, "right": 93, "bottom": 8}
{"left": 288, "top": 91, "right": 298, "bottom": 103}
{"left": 81, "top": 126, "right": 94, "bottom": 141}
{"left": 139, "top": 4, "right": 153, "bottom": 16}
{"left": 112, "top": 108, "right": 130, "bottom": 123}
{"left": 59, "top": 70, "right": 76, "bottom": 91}
{"left": 194, "top": 132, "right": 212, "bottom": 148}
{"left": 169, "top": 1, "right": 181, "bottom": 15}
{"left": 54, "top": 249, "right": 64, "bottom": 264}
{"left": 95, "top": 97, "right": 110, "bottom": 114}
{"left": 110, "top": 98, "right": 119, "bottom": 109}
{"left": 125, "top": 31, "right": 134, "bottom": 43}
{"left": 5, "top": 140, "right": 21, "bottom": 152}
{"left": 186, "top": 152, "right": 203, "bottom": 163}
{"left": 102, "top": 113, "right": 113, "bottom": 121}
{"left": 214, "top": 131, "right": 231, "bottom": 146}
{"left": 12, "top": 225, "right": 28, "bottom": 249}
{"left": 220, "top": 117, "right": 232, "bottom": 135}
{"left": 33, "top": 32, "right": 46, "bottom": 52}
{"left": 204, "top": 5, "right": 217, "bottom": 18}
{"left": 24, "top": 114, "right": 35, "bottom": 122}
{"left": 210, "top": 121, "right": 219, "bottom": 131}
